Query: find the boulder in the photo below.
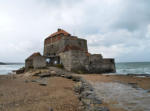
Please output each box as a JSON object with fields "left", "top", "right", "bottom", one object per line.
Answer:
{"left": 32, "top": 71, "right": 41, "bottom": 76}
{"left": 72, "top": 76, "right": 81, "bottom": 82}
{"left": 31, "top": 78, "right": 48, "bottom": 86}
{"left": 16, "top": 67, "right": 25, "bottom": 74}
{"left": 128, "top": 82, "right": 138, "bottom": 89}
{"left": 65, "top": 75, "right": 73, "bottom": 79}
{"left": 50, "top": 71, "right": 56, "bottom": 75}
{"left": 74, "top": 82, "right": 84, "bottom": 93}
{"left": 49, "top": 107, "right": 53, "bottom": 111}
{"left": 90, "top": 106, "right": 109, "bottom": 111}
{"left": 39, "top": 72, "right": 51, "bottom": 78}
{"left": 39, "top": 82, "right": 47, "bottom": 86}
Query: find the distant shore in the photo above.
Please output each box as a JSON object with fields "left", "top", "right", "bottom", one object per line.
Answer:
{"left": 0, "top": 62, "right": 24, "bottom": 65}
{"left": 0, "top": 62, "right": 6, "bottom": 65}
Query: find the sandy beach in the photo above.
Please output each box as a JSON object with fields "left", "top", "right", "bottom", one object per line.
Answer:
{"left": 0, "top": 73, "right": 82, "bottom": 111}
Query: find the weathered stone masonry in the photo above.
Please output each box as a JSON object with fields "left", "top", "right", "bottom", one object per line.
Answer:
{"left": 25, "top": 29, "right": 116, "bottom": 73}
{"left": 25, "top": 52, "right": 46, "bottom": 70}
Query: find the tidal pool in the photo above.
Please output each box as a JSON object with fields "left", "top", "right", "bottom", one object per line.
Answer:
{"left": 91, "top": 82, "right": 150, "bottom": 111}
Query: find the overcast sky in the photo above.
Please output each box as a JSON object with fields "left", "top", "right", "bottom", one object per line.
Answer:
{"left": 0, "top": 0, "right": 150, "bottom": 62}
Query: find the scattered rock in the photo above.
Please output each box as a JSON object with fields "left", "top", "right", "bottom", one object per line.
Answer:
{"left": 61, "top": 75, "right": 65, "bottom": 77}
{"left": 81, "top": 91, "right": 93, "bottom": 99}
{"left": 49, "top": 107, "right": 53, "bottom": 111}
{"left": 39, "top": 73, "right": 51, "bottom": 78}
{"left": 127, "top": 74, "right": 150, "bottom": 77}
{"left": 146, "top": 89, "right": 150, "bottom": 93}
{"left": 81, "top": 91, "right": 102, "bottom": 105}
{"left": 39, "top": 79, "right": 48, "bottom": 86}
{"left": 82, "top": 82, "right": 94, "bottom": 91}
{"left": 50, "top": 71, "right": 56, "bottom": 75}
{"left": 31, "top": 78, "right": 48, "bottom": 86}
{"left": 31, "top": 79, "right": 39, "bottom": 82}
{"left": 128, "top": 83, "right": 138, "bottom": 89}
{"left": 82, "top": 98, "right": 91, "bottom": 106}
{"left": 24, "top": 80, "right": 29, "bottom": 83}
{"left": 91, "top": 98, "right": 102, "bottom": 104}
{"left": 72, "top": 75, "right": 105, "bottom": 111}
{"left": 33, "top": 71, "right": 41, "bottom": 76}
{"left": 89, "top": 106, "right": 109, "bottom": 111}
{"left": 74, "top": 82, "right": 84, "bottom": 93}
{"left": 65, "top": 75, "right": 73, "bottom": 79}
{"left": 16, "top": 67, "right": 25, "bottom": 74}
{"left": 72, "top": 76, "right": 81, "bottom": 82}
{"left": 39, "top": 82, "right": 47, "bottom": 86}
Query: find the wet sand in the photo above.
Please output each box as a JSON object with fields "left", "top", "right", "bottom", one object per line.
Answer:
{"left": 0, "top": 75, "right": 82, "bottom": 111}
{"left": 80, "top": 74, "right": 150, "bottom": 90}
{"left": 80, "top": 74, "right": 150, "bottom": 111}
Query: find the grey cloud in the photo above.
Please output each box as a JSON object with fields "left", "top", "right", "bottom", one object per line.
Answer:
{"left": 112, "top": 0, "right": 150, "bottom": 31}
{"left": 0, "top": 0, "right": 150, "bottom": 62}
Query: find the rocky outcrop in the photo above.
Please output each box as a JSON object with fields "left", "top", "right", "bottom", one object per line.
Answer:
{"left": 127, "top": 74, "right": 150, "bottom": 77}
{"left": 24, "top": 67, "right": 109, "bottom": 111}
{"left": 53, "top": 72, "right": 109, "bottom": 111}
{"left": 72, "top": 76, "right": 109, "bottom": 111}
{"left": 15, "top": 67, "right": 25, "bottom": 74}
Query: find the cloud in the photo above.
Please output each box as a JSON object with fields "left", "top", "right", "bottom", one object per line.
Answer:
{"left": 113, "top": 0, "right": 150, "bottom": 31}
{"left": 0, "top": 0, "right": 150, "bottom": 62}
{"left": 86, "top": 25, "right": 150, "bottom": 62}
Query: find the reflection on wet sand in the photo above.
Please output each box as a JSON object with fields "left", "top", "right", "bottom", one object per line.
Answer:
{"left": 92, "top": 82, "right": 150, "bottom": 111}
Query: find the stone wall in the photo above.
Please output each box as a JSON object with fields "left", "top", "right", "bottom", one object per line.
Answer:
{"left": 33, "top": 56, "right": 46, "bottom": 69}
{"left": 59, "top": 51, "right": 116, "bottom": 73}
{"left": 59, "top": 50, "right": 89, "bottom": 72}
{"left": 63, "top": 37, "right": 88, "bottom": 52}
{"left": 69, "top": 50, "right": 89, "bottom": 72}
{"left": 88, "top": 57, "right": 116, "bottom": 73}
{"left": 44, "top": 35, "right": 65, "bottom": 56}
{"left": 89, "top": 54, "right": 103, "bottom": 63}
{"left": 59, "top": 51, "right": 72, "bottom": 71}
{"left": 102, "top": 59, "right": 116, "bottom": 73}
{"left": 25, "top": 59, "right": 33, "bottom": 71}
{"left": 25, "top": 54, "right": 46, "bottom": 71}
{"left": 44, "top": 36, "right": 88, "bottom": 57}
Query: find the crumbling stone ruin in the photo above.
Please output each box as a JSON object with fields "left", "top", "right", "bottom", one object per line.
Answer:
{"left": 25, "top": 53, "right": 46, "bottom": 70}
{"left": 25, "top": 29, "right": 116, "bottom": 73}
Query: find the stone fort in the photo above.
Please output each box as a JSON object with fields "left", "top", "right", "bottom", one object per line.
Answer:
{"left": 25, "top": 29, "right": 116, "bottom": 73}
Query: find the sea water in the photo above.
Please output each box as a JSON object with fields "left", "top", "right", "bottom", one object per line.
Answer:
{"left": 0, "top": 64, "right": 24, "bottom": 75}
{"left": 116, "top": 62, "right": 150, "bottom": 74}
